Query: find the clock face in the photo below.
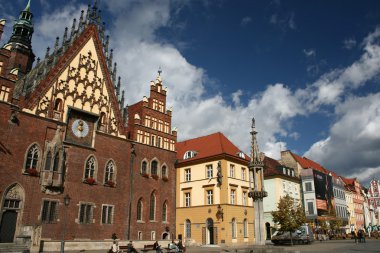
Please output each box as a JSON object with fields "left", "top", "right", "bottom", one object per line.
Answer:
{"left": 71, "top": 119, "right": 89, "bottom": 138}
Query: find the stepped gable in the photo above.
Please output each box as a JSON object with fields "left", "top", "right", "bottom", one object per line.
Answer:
{"left": 176, "top": 132, "right": 250, "bottom": 162}
{"left": 13, "top": 2, "right": 127, "bottom": 135}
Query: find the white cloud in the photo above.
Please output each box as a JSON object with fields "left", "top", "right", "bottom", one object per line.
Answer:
{"left": 303, "top": 49, "right": 316, "bottom": 58}
{"left": 343, "top": 38, "right": 357, "bottom": 50}
{"left": 241, "top": 16, "right": 252, "bottom": 26}
{"left": 305, "top": 94, "right": 380, "bottom": 183}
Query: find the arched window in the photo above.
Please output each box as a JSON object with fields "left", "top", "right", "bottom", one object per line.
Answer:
{"left": 44, "top": 151, "right": 52, "bottom": 171}
{"left": 243, "top": 219, "right": 248, "bottom": 237}
{"left": 104, "top": 161, "right": 115, "bottom": 184}
{"left": 185, "top": 219, "right": 191, "bottom": 238}
{"left": 161, "top": 165, "right": 167, "bottom": 178}
{"left": 25, "top": 144, "right": 40, "bottom": 172}
{"left": 141, "top": 161, "right": 147, "bottom": 175}
{"left": 85, "top": 156, "right": 96, "bottom": 179}
{"left": 232, "top": 218, "right": 237, "bottom": 238}
{"left": 162, "top": 201, "right": 167, "bottom": 222}
{"left": 52, "top": 153, "right": 59, "bottom": 172}
{"left": 137, "top": 198, "right": 143, "bottom": 221}
{"left": 149, "top": 192, "right": 156, "bottom": 221}
{"left": 151, "top": 160, "right": 158, "bottom": 175}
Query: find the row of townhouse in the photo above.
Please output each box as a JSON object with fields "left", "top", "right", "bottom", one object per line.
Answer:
{"left": 263, "top": 150, "right": 380, "bottom": 236}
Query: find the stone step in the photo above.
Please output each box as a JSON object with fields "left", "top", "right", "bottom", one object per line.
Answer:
{"left": 0, "top": 243, "right": 30, "bottom": 253}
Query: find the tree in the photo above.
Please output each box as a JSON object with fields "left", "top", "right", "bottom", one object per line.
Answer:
{"left": 271, "top": 195, "right": 306, "bottom": 245}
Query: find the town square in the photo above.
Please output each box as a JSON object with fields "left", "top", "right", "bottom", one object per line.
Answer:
{"left": 0, "top": 1, "right": 380, "bottom": 253}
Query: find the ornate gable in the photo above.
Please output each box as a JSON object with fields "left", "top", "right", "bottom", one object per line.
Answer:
{"left": 21, "top": 24, "right": 126, "bottom": 138}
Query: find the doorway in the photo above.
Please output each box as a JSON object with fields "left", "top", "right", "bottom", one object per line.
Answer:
{"left": 206, "top": 218, "right": 214, "bottom": 244}
{"left": 0, "top": 211, "right": 17, "bottom": 243}
{"left": 0, "top": 184, "right": 24, "bottom": 243}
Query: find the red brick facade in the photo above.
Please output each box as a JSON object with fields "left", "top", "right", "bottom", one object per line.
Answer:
{"left": 0, "top": 1, "right": 177, "bottom": 248}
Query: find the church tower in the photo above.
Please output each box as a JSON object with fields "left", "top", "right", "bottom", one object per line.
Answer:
{"left": 4, "top": 0, "right": 35, "bottom": 76}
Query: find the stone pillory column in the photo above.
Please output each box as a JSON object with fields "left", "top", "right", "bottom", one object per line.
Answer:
{"left": 248, "top": 117, "right": 268, "bottom": 246}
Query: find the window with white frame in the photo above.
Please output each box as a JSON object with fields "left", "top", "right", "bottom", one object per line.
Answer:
{"left": 185, "top": 192, "right": 191, "bottom": 207}
{"left": 242, "top": 191, "right": 247, "bottom": 206}
{"left": 185, "top": 169, "right": 191, "bottom": 182}
{"left": 85, "top": 156, "right": 96, "bottom": 179}
{"left": 243, "top": 219, "right": 248, "bottom": 237}
{"left": 206, "top": 165, "right": 213, "bottom": 179}
{"left": 230, "top": 164, "right": 235, "bottom": 178}
{"left": 41, "top": 200, "right": 58, "bottom": 223}
{"left": 185, "top": 219, "right": 191, "bottom": 238}
{"left": 151, "top": 231, "right": 156, "bottom": 240}
{"left": 231, "top": 189, "right": 236, "bottom": 205}
{"left": 206, "top": 190, "right": 213, "bottom": 205}
{"left": 241, "top": 168, "right": 246, "bottom": 180}
{"left": 79, "top": 203, "right": 94, "bottom": 224}
{"left": 305, "top": 182, "right": 312, "bottom": 192}
{"left": 137, "top": 199, "right": 143, "bottom": 221}
{"left": 101, "top": 205, "right": 114, "bottom": 224}
{"left": 232, "top": 218, "right": 237, "bottom": 238}
{"left": 25, "top": 144, "right": 40, "bottom": 172}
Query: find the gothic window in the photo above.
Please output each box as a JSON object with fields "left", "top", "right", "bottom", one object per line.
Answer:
{"left": 104, "top": 160, "right": 115, "bottom": 184}
{"left": 25, "top": 144, "right": 40, "bottom": 172}
{"left": 185, "top": 219, "right": 191, "bottom": 238}
{"left": 85, "top": 156, "right": 96, "bottom": 179}
{"left": 161, "top": 165, "right": 167, "bottom": 178}
{"left": 137, "top": 198, "right": 143, "bottom": 221}
{"left": 141, "top": 161, "right": 148, "bottom": 175}
{"left": 52, "top": 153, "right": 59, "bottom": 172}
{"left": 101, "top": 205, "right": 114, "bottom": 224}
{"left": 41, "top": 200, "right": 58, "bottom": 223}
{"left": 44, "top": 151, "right": 52, "bottom": 171}
{"left": 231, "top": 218, "right": 237, "bottom": 238}
{"left": 151, "top": 160, "right": 158, "bottom": 176}
{"left": 79, "top": 203, "right": 94, "bottom": 224}
{"left": 149, "top": 192, "right": 156, "bottom": 221}
{"left": 162, "top": 201, "right": 167, "bottom": 222}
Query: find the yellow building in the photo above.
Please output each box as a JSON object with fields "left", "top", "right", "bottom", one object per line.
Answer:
{"left": 175, "top": 132, "right": 256, "bottom": 246}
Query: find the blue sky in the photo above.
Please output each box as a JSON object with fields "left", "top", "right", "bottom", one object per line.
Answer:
{"left": 1, "top": 0, "right": 380, "bottom": 185}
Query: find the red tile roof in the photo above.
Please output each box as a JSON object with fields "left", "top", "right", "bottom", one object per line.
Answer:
{"left": 289, "top": 151, "right": 328, "bottom": 174}
{"left": 176, "top": 132, "right": 250, "bottom": 162}
{"left": 263, "top": 156, "right": 282, "bottom": 177}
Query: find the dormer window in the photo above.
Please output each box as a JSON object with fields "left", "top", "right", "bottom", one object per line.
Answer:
{"left": 184, "top": 151, "right": 197, "bottom": 159}
{"left": 237, "top": 151, "right": 245, "bottom": 159}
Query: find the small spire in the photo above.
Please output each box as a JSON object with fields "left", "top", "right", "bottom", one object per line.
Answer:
{"left": 70, "top": 18, "right": 76, "bottom": 39}
{"left": 121, "top": 90, "right": 125, "bottom": 109}
{"left": 104, "top": 35, "right": 109, "bottom": 57}
{"left": 116, "top": 76, "right": 121, "bottom": 96}
{"left": 24, "top": 0, "right": 32, "bottom": 12}
{"left": 112, "top": 62, "right": 117, "bottom": 84}
{"left": 54, "top": 37, "right": 59, "bottom": 52}
{"left": 158, "top": 66, "right": 162, "bottom": 76}
{"left": 62, "top": 27, "right": 68, "bottom": 45}
{"left": 85, "top": 5, "right": 91, "bottom": 24}
{"left": 79, "top": 10, "right": 84, "bottom": 30}
{"left": 108, "top": 49, "right": 113, "bottom": 69}
{"left": 100, "top": 22, "right": 105, "bottom": 42}
{"left": 45, "top": 46, "right": 50, "bottom": 58}
{"left": 250, "top": 116, "right": 263, "bottom": 166}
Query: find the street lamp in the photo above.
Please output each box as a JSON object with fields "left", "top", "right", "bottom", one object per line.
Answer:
{"left": 61, "top": 194, "right": 71, "bottom": 253}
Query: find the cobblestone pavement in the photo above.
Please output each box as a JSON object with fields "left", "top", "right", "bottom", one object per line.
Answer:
{"left": 45, "top": 239, "right": 380, "bottom": 253}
